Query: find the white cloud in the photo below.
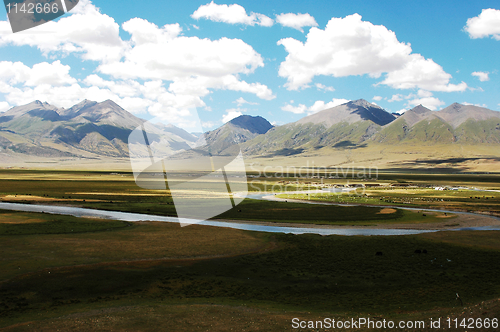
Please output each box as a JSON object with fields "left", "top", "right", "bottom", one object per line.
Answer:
{"left": 222, "top": 108, "right": 244, "bottom": 123}
{"left": 388, "top": 94, "right": 403, "bottom": 102}
{"left": 0, "top": 61, "right": 76, "bottom": 87}
{"left": 282, "top": 98, "right": 349, "bottom": 115}
{"left": 276, "top": 13, "right": 318, "bottom": 32}
{"left": 471, "top": 71, "right": 490, "bottom": 81}
{"left": 396, "top": 108, "right": 407, "bottom": 115}
{"left": 308, "top": 98, "right": 350, "bottom": 114}
{"left": 403, "top": 90, "right": 444, "bottom": 111}
{"left": 416, "top": 89, "right": 433, "bottom": 98}
{"left": 99, "top": 18, "right": 275, "bottom": 103}
{"left": 192, "top": 1, "right": 273, "bottom": 27}
{"left": 379, "top": 54, "right": 467, "bottom": 92}
{"left": 281, "top": 103, "right": 307, "bottom": 114}
{"left": 201, "top": 120, "right": 217, "bottom": 129}
{"left": 0, "top": 101, "right": 10, "bottom": 112}
{"left": 406, "top": 96, "right": 444, "bottom": 111}
{"left": 372, "top": 96, "right": 383, "bottom": 101}
{"left": 104, "top": 19, "right": 265, "bottom": 79}
{"left": 278, "top": 13, "right": 466, "bottom": 92}
{"left": 315, "top": 83, "right": 335, "bottom": 92}
{"left": 465, "top": 8, "right": 500, "bottom": 40}
{"left": 235, "top": 97, "right": 259, "bottom": 106}
{"left": 83, "top": 74, "right": 141, "bottom": 97}
{"left": 0, "top": 1, "right": 275, "bottom": 128}
{"left": 462, "top": 102, "right": 488, "bottom": 108}
{"left": 0, "top": 0, "right": 124, "bottom": 63}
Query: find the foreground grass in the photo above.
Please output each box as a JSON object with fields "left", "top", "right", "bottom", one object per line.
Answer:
{"left": 2, "top": 299, "right": 499, "bottom": 332}
{"left": 1, "top": 212, "right": 500, "bottom": 330}
{"left": 0, "top": 212, "right": 269, "bottom": 281}
{"left": 0, "top": 211, "right": 129, "bottom": 236}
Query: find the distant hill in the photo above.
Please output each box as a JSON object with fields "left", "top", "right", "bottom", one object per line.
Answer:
{"left": 0, "top": 100, "right": 197, "bottom": 158}
{"left": 242, "top": 99, "right": 396, "bottom": 156}
{"left": 374, "top": 103, "right": 500, "bottom": 144}
{"left": 200, "top": 115, "right": 273, "bottom": 155}
{"left": 2, "top": 99, "right": 500, "bottom": 163}
{"left": 296, "top": 99, "right": 396, "bottom": 127}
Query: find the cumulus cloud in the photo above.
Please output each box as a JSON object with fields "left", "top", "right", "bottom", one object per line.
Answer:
{"left": 278, "top": 14, "right": 466, "bottom": 92}
{"left": 404, "top": 90, "right": 444, "bottom": 111}
{"left": 462, "top": 102, "right": 488, "bottom": 108}
{"left": 235, "top": 97, "right": 259, "bottom": 106}
{"left": 464, "top": 8, "right": 500, "bottom": 40}
{"left": 0, "top": 1, "right": 275, "bottom": 129}
{"left": 281, "top": 98, "right": 349, "bottom": 115}
{"left": 0, "top": 0, "right": 124, "bottom": 63}
{"left": 372, "top": 96, "right": 383, "bottom": 101}
{"left": 0, "top": 101, "right": 10, "bottom": 112}
{"left": 281, "top": 103, "right": 307, "bottom": 114}
{"left": 472, "top": 71, "right": 490, "bottom": 81}
{"left": 315, "top": 83, "right": 335, "bottom": 92}
{"left": 406, "top": 97, "right": 444, "bottom": 111}
{"left": 192, "top": 2, "right": 273, "bottom": 27}
{"left": 0, "top": 61, "right": 76, "bottom": 87}
{"left": 388, "top": 94, "right": 403, "bottom": 102}
{"left": 380, "top": 54, "right": 467, "bottom": 92}
{"left": 275, "top": 13, "right": 318, "bottom": 32}
{"left": 222, "top": 108, "right": 244, "bottom": 123}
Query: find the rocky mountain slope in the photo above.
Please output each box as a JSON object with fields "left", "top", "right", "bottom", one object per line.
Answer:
{"left": 374, "top": 103, "right": 500, "bottom": 144}
{"left": 241, "top": 99, "right": 396, "bottom": 156}
{"left": 200, "top": 115, "right": 273, "bottom": 155}
{"left": 0, "top": 100, "right": 197, "bottom": 158}
{"left": 1, "top": 99, "right": 500, "bottom": 161}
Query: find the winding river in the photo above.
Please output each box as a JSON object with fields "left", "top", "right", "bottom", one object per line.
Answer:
{"left": 1, "top": 194, "right": 500, "bottom": 236}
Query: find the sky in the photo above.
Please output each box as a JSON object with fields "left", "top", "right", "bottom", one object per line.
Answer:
{"left": 0, "top": 0, "right": 499, "bottom": 131}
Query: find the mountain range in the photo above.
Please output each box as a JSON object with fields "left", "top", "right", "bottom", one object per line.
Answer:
{"left": 0, "top": 100, "right": 197, "bottom": 159}
{"left": 1, "top": 98, "right": 500, "bottom": 162}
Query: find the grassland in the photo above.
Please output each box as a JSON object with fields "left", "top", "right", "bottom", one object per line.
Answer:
{"left": 279, "top": 186, "right": 500, "bottom": 217}
{"left": 1, "top": 169, "right": 500, "bottom": 330}
{"left": 1, "top": 169, "right": 498, "bottom": 226}
{"left": 1, "top": 212, "right": 500, "bottom": 330}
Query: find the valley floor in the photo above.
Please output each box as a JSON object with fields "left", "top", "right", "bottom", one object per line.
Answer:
{"left": 0, "top": 169, "right": 499, "bottom": 331}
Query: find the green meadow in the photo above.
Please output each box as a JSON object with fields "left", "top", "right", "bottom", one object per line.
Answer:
{"left": 0, "top": 169, "right": 499, "bottom": 330}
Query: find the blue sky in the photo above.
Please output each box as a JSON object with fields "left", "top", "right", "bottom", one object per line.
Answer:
{"left": 0, "top": 0, "right": 499, "bottom": 131}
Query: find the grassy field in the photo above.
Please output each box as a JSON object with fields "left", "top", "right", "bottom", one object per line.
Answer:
{"left": 1, "top": 169, "right": 500, "bottom": 330}
{"left": 0, "top": 212, "right": 500, "bottom": 330}
{"left": 0, "top": 169, "right": 489, "bottom": 225}
{"left": 280, "top": 187, "right": 500, "bottom": 215}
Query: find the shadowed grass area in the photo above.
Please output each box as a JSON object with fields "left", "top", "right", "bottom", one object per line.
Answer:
{"left": 0, "top": 211, "right": 130, "bottom": 235}
{"left": 0, "top": 212, "right": 270, "bottom": 282}
{"left": 1, "top": 226, "right": 500, "bottom": 329}
{"left": 216, "top": 199, "right": 407, "bottom": 224}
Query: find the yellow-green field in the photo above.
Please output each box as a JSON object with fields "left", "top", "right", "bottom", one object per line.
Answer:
{"left": 0, "top": 169, "right": 500, "bottom": 331}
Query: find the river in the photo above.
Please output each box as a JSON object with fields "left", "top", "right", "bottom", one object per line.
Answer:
{"left": 1, "top": 200, "right": 500, "bottom": 236}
